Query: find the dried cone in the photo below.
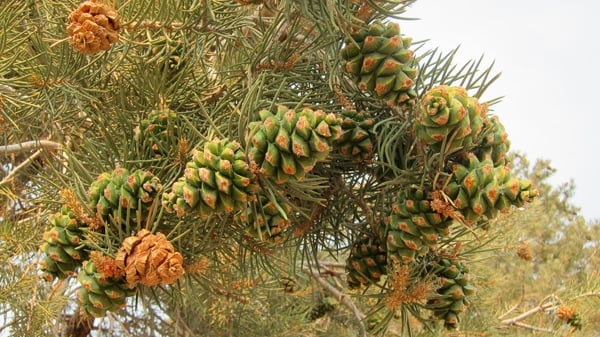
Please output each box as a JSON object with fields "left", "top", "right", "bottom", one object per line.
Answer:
{"left": 40, "top": 207, "right": 89, "bottom": 281}
{"left": 67, "top": 0, "right": 119, "bottom": 54}
{"left": 115, "top": 229, "right": 185, "bottom": 287}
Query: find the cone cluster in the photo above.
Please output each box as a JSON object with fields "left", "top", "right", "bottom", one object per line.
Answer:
{"left": 135, "top": 109, "right": 180, "bottom": 156}
{"left": 115, "top": 229, "right": 185, "bottom": 287}
{"left": 67, "top": 0, "right": 119, "bottom": 54}
{"left": 386, "top": 188, "right": 453, "bottom": 263}
{"left": 88, "top": 168, "right": 162, "bottom": 226}
{"left": 346, "top": 236, "right": 388, "bottom": 289}
{"left": 162, "top": 138, "right": 258, "bottom": 217}
{"left": 40, "top": 208, "right": 89, "bottom": 281}
{"left": 341, "top": 21, "right": 418, "bottom": 107}
{"left": 444, "top": 152, "right": 538, "bottom": 224}
{"left": 336, "top": 110, "right": 377, "bottom": 163}
{"left": 246, "top": 106, "right": 342, "bottom": 183}
{"left": 77, "top": 259, "right": 134, "bottom": 317}
{"left": 236, "top": 194, "right": 291, "bottom": 243}
{"left": 425, "top": 258, "right": 476, "bottom": 329}
{"left": 415, "top": 86, "right": 485, "bottom": 154}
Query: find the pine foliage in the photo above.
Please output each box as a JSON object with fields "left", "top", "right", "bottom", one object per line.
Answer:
{"left": 1, "top": 1, "right": 595, "bottom": 336}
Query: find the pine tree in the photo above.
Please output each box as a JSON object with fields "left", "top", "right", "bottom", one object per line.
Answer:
{"left": 5, "top": 1, "right": 592, "bottom": 336}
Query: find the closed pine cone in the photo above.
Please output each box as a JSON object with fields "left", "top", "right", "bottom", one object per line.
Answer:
{"left": 67, "top": 0, "right": 119, "bottom": 54}
{"left": 115, "top": 229, "right": 185, "bottom": 287}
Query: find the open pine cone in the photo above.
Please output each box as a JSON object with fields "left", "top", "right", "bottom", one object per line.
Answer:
{"left": 67, "top": 0, "right": 119, "bottom": 54}
{"left": 115, "top": 229, "right": 184, "bottom": 287}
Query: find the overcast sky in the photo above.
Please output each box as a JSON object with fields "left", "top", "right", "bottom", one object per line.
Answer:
{"left": 401, "top": 1, "right": 600, "bottom": 220}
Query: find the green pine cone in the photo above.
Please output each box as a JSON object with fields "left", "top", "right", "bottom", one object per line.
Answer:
{"left": 386, "top": 187, "right": 453, "bottom": 263}
{"left": 346, "top": 236, "right": 388, "bottom": 289}
{"left": 246, "top": 106, "right": 342, "bottom": 183}
{"left": 135, "top": 108, "right": 180, "bottom": 156}
{"left": 335, "top": 110, "right": 377, "bottom": 163}
{"left": 474, "top": 115, "right": 511, "bottom": 166}
{"left": 88, "top": 168, "right": 162, "bottom": 226}
{"left": 445, "top": 153, "right": 538, "bottom": 224}
{"left": 77, "top": 260, "right": 135, "bottom": 318}
{"left": 236, "top": 194, "right": 291, "bottom": 244}
{"left": 163, "top": 138, "right": 258, "bottom": 218}
{"left": 425, "top": 257, "right": 476, "bottom": 330}
{"left": 40, "top": 208, "right": 89, "bottom": 281}
{"left": 415, "top": 86, "right": 487, "bottom": 154}
{"left": 341, "top": 20, "right": 418, "bottom": 108}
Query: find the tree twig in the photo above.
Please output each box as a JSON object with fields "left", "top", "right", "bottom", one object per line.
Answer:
{"left": 0, "top": 149, "right": 43, "bottom": 187}
{"left": 512, "top": 321, "right": 554, "bottom": 333}
{"left": 499, "top": 295, "right": 559, "bottom": 330}
{"left": 302, "top": 267, "right": 367, "bottom": 337}
{"left": 0, "top": 140, "right": 62, "bottom": 155}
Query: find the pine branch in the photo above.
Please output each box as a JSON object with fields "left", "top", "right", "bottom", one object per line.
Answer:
{"left": 0, "top": 140, "right": 62, "bottom": 155}
{"left": 498, "top": 295, "right": 559, "bottom": 329}
{"left": 302, "top": 267, "right": 367, "bottom": 337}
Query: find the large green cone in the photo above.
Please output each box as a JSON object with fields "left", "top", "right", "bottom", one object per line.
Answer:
{"left": 39, "top": 207, "right": 89, "bottom": 281}
{"left": 341, "top": 21, "right": 418, "bottom": 108}
{"left": 424, "top": 257, "right": 476, "bottom": 330}
{"left": 335, "top": 110, "right": 377, "bottom": 163}
{"left": 444, "top": 153, "right": 539, "bottom": 225}
{"left": 162, "top": 138, "right": 258, "bottom": 218}
{"left": 345, "top": 236, "right": 388, "bottom": 289}
{"left": 474, "top": 114, "right": 511, "bottom": 166}
{"left": 415, "top": 86, "right": 486, "bottom": 154}
{"left": 246, "top": 106, "right": 342, "bottom": 184}
{"left": 386, "top": 187, "right": 453, "bottom": 263}
{"left": 235, "top": 194, "right": 291, "bottom": 244}
{"left": 77, "top": 260, "right": 135, "bottom": 318}
{"left": 135, "top": 108, "right": 180, "bottom": 156}
{"left": 88, "top": 168, "right": 162, "bottom": 226}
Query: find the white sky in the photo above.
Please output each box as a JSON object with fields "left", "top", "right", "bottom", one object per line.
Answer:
{"left": 401, "top": 0, "right": 600, "bottom": 220}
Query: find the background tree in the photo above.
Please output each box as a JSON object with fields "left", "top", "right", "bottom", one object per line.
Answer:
{"left": 1, "top": 1, "right": 595, "bottom": 337}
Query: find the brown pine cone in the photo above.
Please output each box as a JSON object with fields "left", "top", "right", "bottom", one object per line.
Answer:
{"left": 67, "top": 0, "right": 119, "bottom": 54}
{"left": 115, "top": 229, "right": 185, "bottom": 287}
